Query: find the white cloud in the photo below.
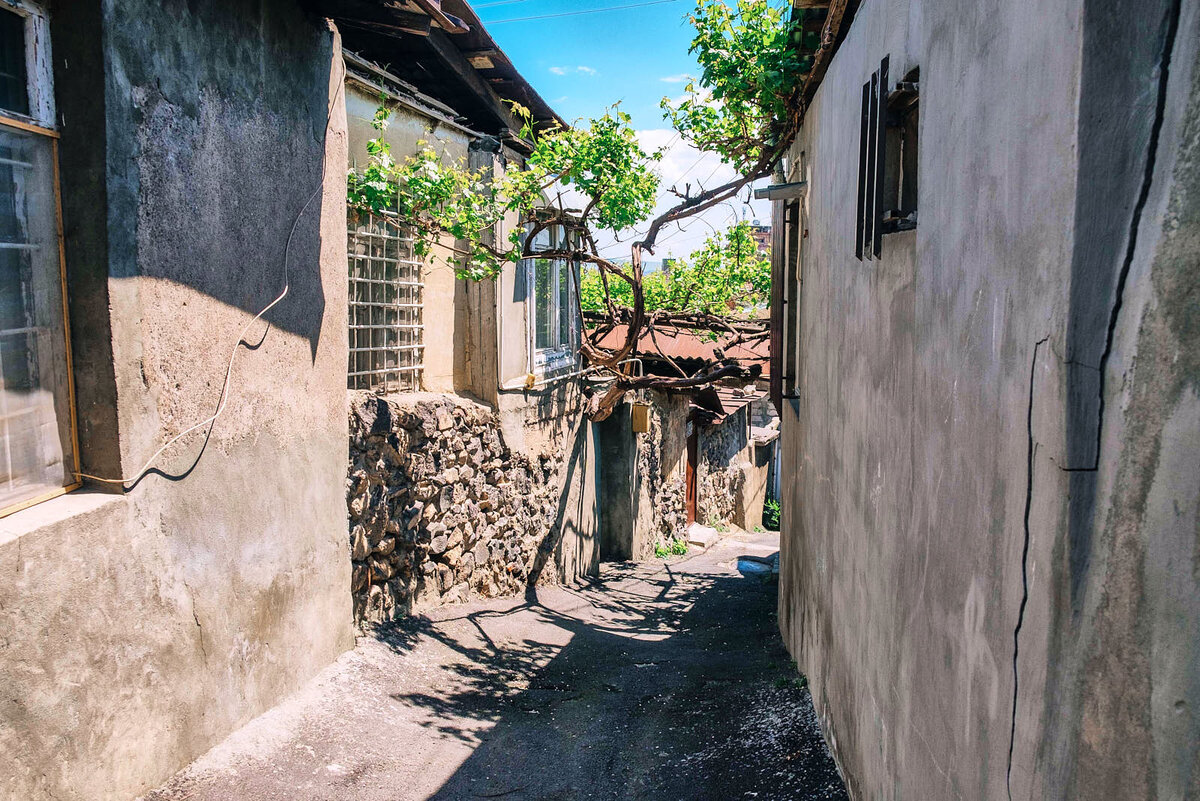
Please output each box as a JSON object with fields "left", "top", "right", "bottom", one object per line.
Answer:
{"left": 549, "top": 65, "right": 598, "bottom": 76}
{"left": 538, "top": 130, "right": 769, "bottom": 261}
{"left": 659, "top": 73, "right": 692, "bottom": 84}
{"left": 588, "top": 129, "right": 772, "bottom": 261}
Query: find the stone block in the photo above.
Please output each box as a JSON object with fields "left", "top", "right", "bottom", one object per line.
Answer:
{"left": 350, "top": 526, "right": 369, "bottom": 561}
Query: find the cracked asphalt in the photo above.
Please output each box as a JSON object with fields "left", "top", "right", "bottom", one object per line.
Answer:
{"left": 142, "top": 530, "right": 847, "bottom": 801}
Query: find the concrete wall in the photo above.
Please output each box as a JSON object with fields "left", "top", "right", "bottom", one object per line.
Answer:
{"left": 0, "top": 3, "right": 354, "bottom": 799}
{"left": 596, "top": 402, "right": 638, "bottom": 560}
{"left": 777, "top": 0, "right": 1200, "bottom": 798}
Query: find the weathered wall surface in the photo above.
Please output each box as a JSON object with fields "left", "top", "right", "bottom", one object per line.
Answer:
{"left": 698, "top": 407, "right": 751, "bottom": 528}
{"left": 343, "top": 75, "right": 599, "bottom": 617}
{"left": 0, "top": 3, "right": 354, "bottom": 800}
{"left": 777, "top": 0, "right": 1200, "bottom": 798}
{"left": 634, "top": 391, "right": 689, "bottom": 550}
{"left": 607, "top": 391, "right": 764, "bottom": 557}
{"left": 349, "top": 390, "right": 599, "bottom": 624}
{"left": 596, "top": 402, "right": 640, "bottom": 560}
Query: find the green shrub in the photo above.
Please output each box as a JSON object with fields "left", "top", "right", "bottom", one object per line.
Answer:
{"left": 763, "top": 499, "right": 781, "bottom": 530}
{"left": 655, "top": 538, "right": 689, "bottom": 558}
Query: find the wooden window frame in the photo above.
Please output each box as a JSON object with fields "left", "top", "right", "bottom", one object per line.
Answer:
{"left": 770, "top": 196, "right": 803, "bottom": 408}
{"left": 856, "top": 56, "right": 919, "bottom": 261}
{"left": 0, "top": 0, "right": 81, "bottom": 518}
{"left": 0, "top": 117, "right": 82, "bottom": 518}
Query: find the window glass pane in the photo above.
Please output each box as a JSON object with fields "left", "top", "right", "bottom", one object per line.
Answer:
{"left": 0, "top": 126, "right": 74, "bottom": 507}
{"left": 534, "top": 257, "right": 553, "bottom": 350}
{"left": 557, "top": 258, "right": 572, "bottom": 350}
{"left": 0, "top": 10, "right": 28, "bottom": 117}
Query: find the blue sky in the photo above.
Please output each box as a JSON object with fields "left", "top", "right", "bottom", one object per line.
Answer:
{"left": 476, "top": 0, "right": 700, "bottom": 130}
{"left": 475, "top": 0, "right": 771, "bottom": 260}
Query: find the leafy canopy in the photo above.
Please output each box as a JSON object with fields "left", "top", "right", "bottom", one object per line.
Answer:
{"left": 661, "top": 0, "right": 801, "bottom": 172}
{"left": 580, "top": 221, "right": 770, "bottom": 316}
{"left": 348, "top": 103, "right": 661, "bottom": 281}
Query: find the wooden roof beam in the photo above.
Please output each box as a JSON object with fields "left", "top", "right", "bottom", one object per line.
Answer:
{"left": 406, "top": 0, "right": 470, "bottom": 34}
{"left": 423, "top": 27, "right": 529, "bottom": 140}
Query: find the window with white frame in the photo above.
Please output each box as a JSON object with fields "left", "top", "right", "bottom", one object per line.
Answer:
{"left": 0, "top": 0, "right": 79, "bottom": 514}
{"left": 524, "top": 224, "right": 579, "bottom": 373}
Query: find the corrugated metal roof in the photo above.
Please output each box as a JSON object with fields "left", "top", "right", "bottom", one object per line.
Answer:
{"left": 693, "top": 386, "right": 762, "bottom": 426}
{"left": 594, "top": 324, "right": 771, "bottom": 379}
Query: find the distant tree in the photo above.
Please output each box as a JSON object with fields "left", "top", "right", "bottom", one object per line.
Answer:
{"left": 580, "top": 221, "right": 770, "bottom": 316}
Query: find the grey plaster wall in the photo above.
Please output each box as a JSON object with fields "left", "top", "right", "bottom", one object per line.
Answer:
{"left": 0, "top": 3, "right": 354, "bottom": 799}
{"left": 777, "top": 0, "right": 1200, "bottom": 797}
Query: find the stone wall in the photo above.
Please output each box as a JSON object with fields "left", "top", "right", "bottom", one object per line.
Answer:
{"left": 633, "top": 391, "right": 690, "bottom": 547}
{"left": 698, "top": 407, "right": 750, "bottom": 528}
{"left": 349, "top": 391, "right": 583, "bottom": 624}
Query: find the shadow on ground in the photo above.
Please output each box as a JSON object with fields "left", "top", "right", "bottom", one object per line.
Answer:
{"left": 142, "top": 534, "right": 846, "bottom": 801}
{"left": 380, "top": 550, "right": 846, "bottom": 800}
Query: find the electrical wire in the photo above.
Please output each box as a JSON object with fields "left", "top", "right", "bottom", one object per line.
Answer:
{"left": 483, "top": 0, "right": 686, "bottom": 24}
{"left": 474, "top": 0, "right": 539, "bottom": 8}
{"left": 76, "top": 60, "right": 348, "bottom": 486}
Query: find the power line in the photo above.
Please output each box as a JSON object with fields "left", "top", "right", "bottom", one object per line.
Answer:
{"left": 474, "top": 0, "right": 536, "bottom": 8}
{"left": 482, "top": 0, "right": 686, "bottom": 24}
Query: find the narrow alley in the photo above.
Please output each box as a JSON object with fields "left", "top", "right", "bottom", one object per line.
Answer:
{"left": 142, "top": 531, "right": 846, "bottom": 801}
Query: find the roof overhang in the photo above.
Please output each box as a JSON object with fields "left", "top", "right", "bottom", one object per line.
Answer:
{"left": 309, "top": 0, "right": 564, "bottom": 146}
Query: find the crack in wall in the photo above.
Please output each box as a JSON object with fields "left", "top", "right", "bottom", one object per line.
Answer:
{"left": 184, "top": 581, "right": 207, "bottom": 664}
{"left": 1007, "top": 335, "right": 1048, "bottom": 801}
{"left": 1007, "top": 7, "right": 1181, "bottom": 788}
{"left": 1088, "top": 0, "right": 1183, "bottom": 472}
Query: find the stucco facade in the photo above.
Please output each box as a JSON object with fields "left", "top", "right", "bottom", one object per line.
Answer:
{"left": 0, "top": 2, "right": 354, "bottom": 800}
{"left": 776, "top": 0, "right": 1200, "bottom": 798}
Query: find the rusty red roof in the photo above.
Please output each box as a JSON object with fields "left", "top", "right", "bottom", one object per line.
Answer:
{"left": 593, "top": 324, "right": 770, "bottom": 379}
{"left": 698, "top": 386, "right": 762, "bottom": 426}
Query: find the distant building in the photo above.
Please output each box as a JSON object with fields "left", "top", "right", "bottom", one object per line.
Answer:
{"left": 748, "top": 220, "right": 771, "bottom": 253}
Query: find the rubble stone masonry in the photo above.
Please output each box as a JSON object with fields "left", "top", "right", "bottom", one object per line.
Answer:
{"left": 348, "top": 391, "right": 569, "bottom": 625}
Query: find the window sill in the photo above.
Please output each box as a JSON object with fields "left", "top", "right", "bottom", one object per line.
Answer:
{"left": 0, "top": 490, "right": 126, "bottom": 549}
{"left": 533, "top": 351, "right": 578, "bottom": 378}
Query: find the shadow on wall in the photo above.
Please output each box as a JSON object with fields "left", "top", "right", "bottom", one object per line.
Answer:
{"left": 105, "top": 0, "right": 338, "bottom": 363}
{"left": 525, "top": 407, "right": 594, "bottom": 593}
{"left": 373, "top": 560, "right": 847, "bottom": 800}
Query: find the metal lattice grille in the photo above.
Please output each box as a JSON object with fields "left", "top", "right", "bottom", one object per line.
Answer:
{"left": 347, "top": 210, "right": 423, "bottom": 393}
